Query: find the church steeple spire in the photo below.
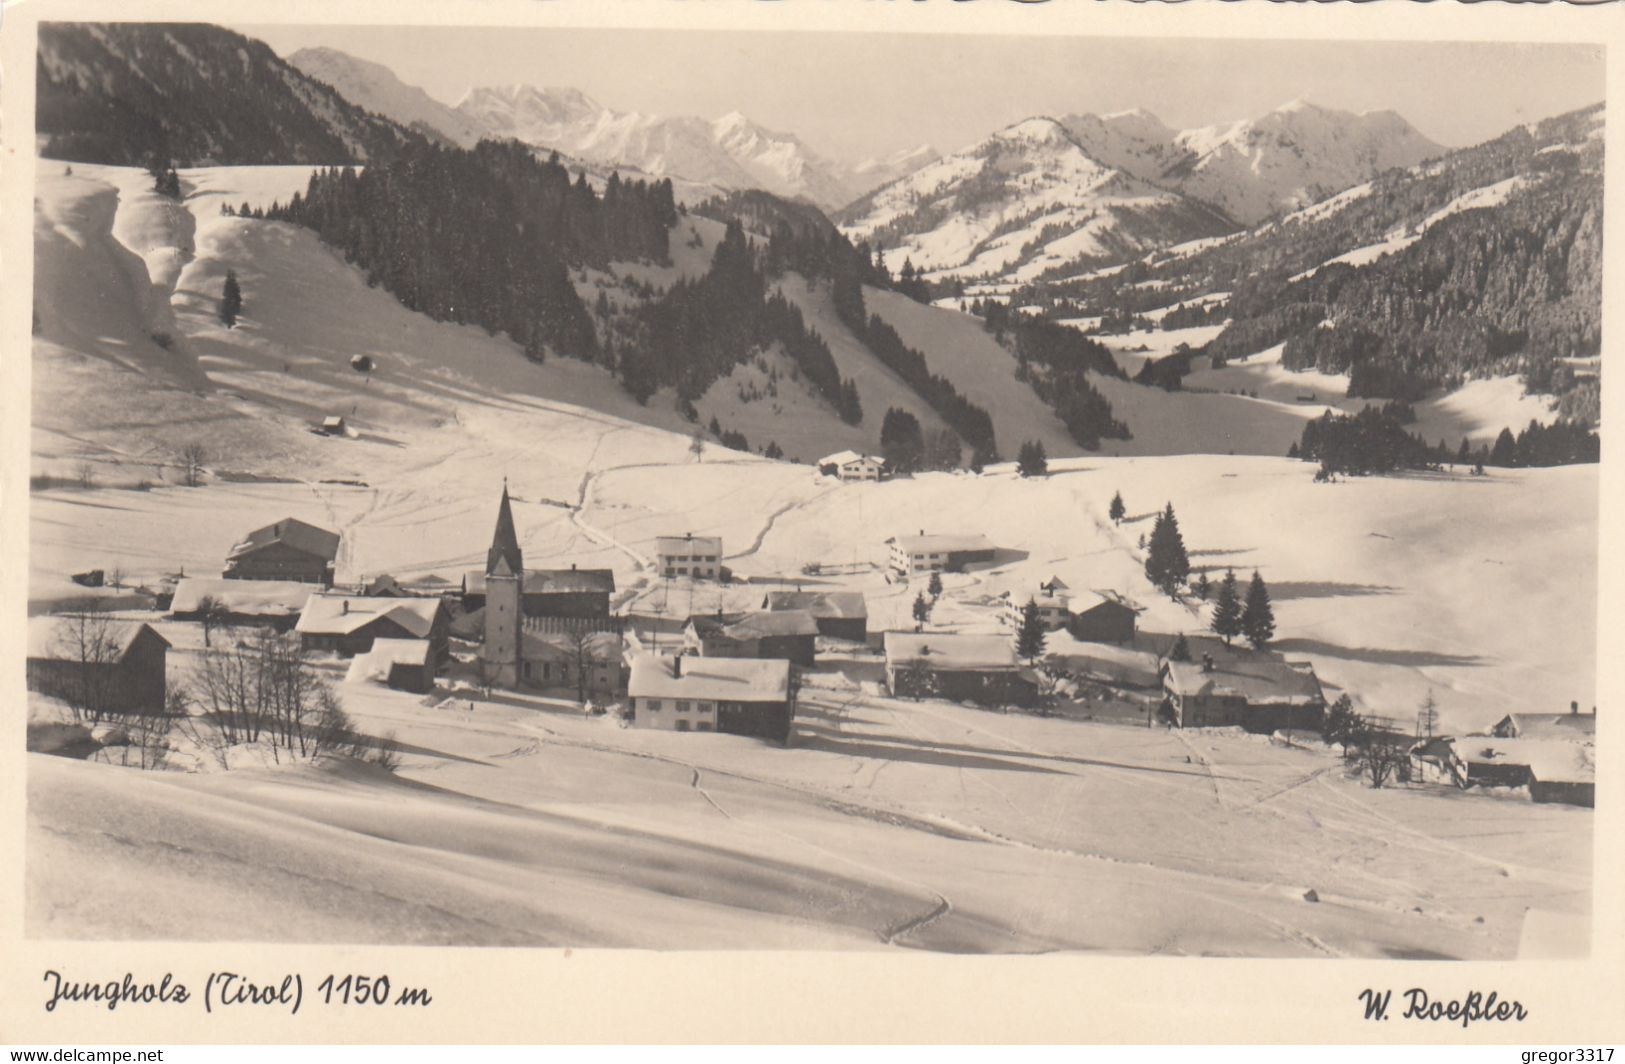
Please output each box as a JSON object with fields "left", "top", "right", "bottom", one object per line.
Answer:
{"left": 487, "top": 480, "right": 524, "bottom": 577}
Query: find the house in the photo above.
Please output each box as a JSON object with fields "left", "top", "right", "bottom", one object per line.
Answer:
{"left": 883, "top": 632, "right": 1037, "bottom": 707}
{"left": 656, "top": 534, "right": 724, "bottom": 580}
{"left": 817, "top": 450, "right": 885, "bottom": 482}
{"left": 346, "top": 638, "right": 435, "bottom": 694}
{"left": 320, "top": 415, "right": 348, "bottom": 436}
{"left": 363, "top": 574, "right": 409, "bottom": 597}
{"left": 169, "top": 577, "right": 315, "bottom": 630}
{"left": 1457, "top": 738, "right": 1595, "bottom": 806}
{"left": 627, "top": 653, "right": 795, "bottom": 741}
{"left": 761, "top": 590, "right": 868, "bottom": 642}
{"left": 223, "top": 517, "right": 340, "bottom": 586}
{"left": 26, "top": 616, "right": 170, "bottom": 714}
{"left": 887, "top": 531, "right": 997, "bottom": 576}
{"left": 684, "top": 610, "right": 819, "bottom": 667}
{"left": 1000, "top": 577, "right": 1074, "bottom": 631}
{"left": 517, "top": 628, "right": 624, "bottom": 699}
{"left": 1160, "top": 655, "right": 1325, "bottom": 732}
{"left": 296, "top": 595, "right": 450, "bottom": 662}
{"left": 1490, "top": 707, "right": 1596, "bottom": 743}
{"left": 1067, "top": 591, "right": 1139, "bottom": 645}
{"left": 462, "top": 565, "right": 616, "bottom": 620}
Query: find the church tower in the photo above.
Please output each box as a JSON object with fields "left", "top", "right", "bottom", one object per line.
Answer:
{"left": 482, "top": 483, "right": 523, "bottom": 688}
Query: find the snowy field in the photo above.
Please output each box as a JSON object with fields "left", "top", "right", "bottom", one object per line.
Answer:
{"left": 24, "top": 162, "right": 1596, "bottom": 955}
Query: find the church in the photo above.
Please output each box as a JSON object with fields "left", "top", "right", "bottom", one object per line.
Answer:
{"left": 478, "top": 484, "right": 624, "bottom": 697}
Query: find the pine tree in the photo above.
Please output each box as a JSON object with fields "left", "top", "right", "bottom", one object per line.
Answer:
{"left": 1195, "top": 572, "right": 1210, "bottom": 601}
{"left": 1016, "top": 440, "right": 1048, "bottom": 477}
{"left": 1417, "top": 689, "right": 1439, "bottom": 739}
{"left": 1169, "top": 633, "right": 1191, "bottom": 662}
{"left": 1143, "top": 502, "right": 1190, "bottom": 597}
{"left": 927, "top": 571, "right": 943, "bottom": 599}
{"left": 1241, "top": 570, "right": 1275, "bottom": 650}
{"left": 1108, "top": 491, "right": 1125, "bottom": 526}
{"left": 1322, "top": 693, "right": 1358, "bottom": 754}
{"left": 1211, "top": 569, "right": 1242, "bottom": 645}
{"left": 218, "top": 269, "right": 242, "bottom": 328}
{"left": 1015, "top": 598, "right": 1048, "bottom": 664}
{"left": 911, "top": 591, "right": 932, "bottom": 629}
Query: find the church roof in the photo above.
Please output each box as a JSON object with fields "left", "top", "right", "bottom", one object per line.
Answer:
{"left": 487, "top": 483, "right": 524, "bottom": 577}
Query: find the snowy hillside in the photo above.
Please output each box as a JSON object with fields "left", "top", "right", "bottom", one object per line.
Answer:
{"left": 454, "top": 85, "right": 869, "bottom": 209}
{"left": 837, "top": 118, "right": 1235, "bottom": 283}
{"left": 288, "top": 46, "right": 487, "bottom": 148}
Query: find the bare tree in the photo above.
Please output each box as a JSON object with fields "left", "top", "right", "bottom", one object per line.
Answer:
{"left": 564, "top": 627, "right": 600, "bottom": 705}
{"left": 46, "top": 610, "right": 123, "bottom": 722}
{"left": 688, "top": 427, "right": 706, "bottom": 463}
{"left": 180, "top": 443, "right": 208, "bottom": 487}
{"left": 108, "top": 566, "right": 126, "bottom": 591}
{"left": 1352, "top": 716, "right": 1410, "bottom": 789}
{"left": 75, "top": 461, "right": 96, "bottom": 489}
{"left": 195, "top": 594, "right": 228, "bottom": 648}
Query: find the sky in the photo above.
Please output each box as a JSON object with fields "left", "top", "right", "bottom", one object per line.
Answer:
{"left": 242, "top": 25, "right": 1604, "bottom": 162}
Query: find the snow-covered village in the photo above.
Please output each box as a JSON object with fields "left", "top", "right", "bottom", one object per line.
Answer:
{"left": 18, "top": 21, "right": 1602, "bottom": 959}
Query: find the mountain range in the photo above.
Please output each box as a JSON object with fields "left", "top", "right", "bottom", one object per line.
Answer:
{"left": 289, "top": 49, "right": 936, "bottom": 209}
{"left": 836, "top": 101, "right": 1444, "bottom": 284}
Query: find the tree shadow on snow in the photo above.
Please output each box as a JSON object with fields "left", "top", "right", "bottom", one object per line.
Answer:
{"left": 1268, "top": 637, "right": 1484, "bottom": 669}
{"left": 1266, "top": 581, "right": 1399, "bottom": 602}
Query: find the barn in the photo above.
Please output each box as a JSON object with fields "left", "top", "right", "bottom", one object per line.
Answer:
{"left": 883, "top": 632, "right": 1037, "bottom": 707}
{"left": 461, "top": 565, "right": 616, "bottom": 620}
{"left": 223, "top": 518, "right": 340, "bottom": 586}
{"left": 27, "top": 616, "right": 171, "bottom": 714}
{"left": 761, "top": 590, "right": 868, "bottom": 642}
{"left": 1160, "top": 655, "right": 1325, "bottom": 732}
{"left": 346, "top": 638, "right": 435, "bottom": 694}
{"left": 296, "top": 595, "right": 450, "bottom": 662}
{"left": 170, "top": 577, "right": 314, "bottom": 630}
{"left": 684, "top": 610, "right": 819, "bottom": 667}
{"left": 1066, "top": 591, "right": 1139, "bottom": 645}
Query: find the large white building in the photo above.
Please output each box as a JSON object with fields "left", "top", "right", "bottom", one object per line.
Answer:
{"left": 626, "top": 653, "right": 794, "bottom": 741}
{"left": 886, "top": 531, "right": 996, "bottom": 576}
{"left": 817, "top": 450, "right": 885, "bottom": 482}
{"left": 656, "top": 533, "right": 724, "bottom": 580}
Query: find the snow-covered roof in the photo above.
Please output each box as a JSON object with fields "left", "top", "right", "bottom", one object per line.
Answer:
{"left": 761, "top": 590, "right": 868, "bottom": 619}
{"left": 628, "top": 653, "right": 790, "bottom": 703}
{"left": 463, "top": 567, "right": 616, "bottom": 596}
{"left": 295, "top": 595, "right": 443, "bottom": 637}
{"left": 171, "top": 577, "right": 315, "bottom": 616}
{"left": 1163, "top": 658, "right": 1323, "bottom": 706}
{"left": 719, "top": 610, "right": 820, "bottom": 640}
{"left": 26, "top": 616, "right": 169, "bottom": 661}
{"left": 1457, "top": 738, "right": 1594, "bottom": 785}
{"left": 818, "top": 451, "right": 883, "bottom": 467}
{"left": 226, "top": 517, "right": 340, "bottom": 562}
{"left": 345, "top": 638, "right": 430, "bottom": 685}
{"left": 1496, "top": 712, "right": 1596, "bottom": 742}
{"left": 1069, "top": 589, "right": 1142, "bottom": 615}
{"left": 655, "top": 534, "right": 723, "bottom": 554}
{"left": 884, "top": 632, "right": 1017, "bottom": 671}
{"left": 889, "top": 533, "right": 996, "bottom": 554}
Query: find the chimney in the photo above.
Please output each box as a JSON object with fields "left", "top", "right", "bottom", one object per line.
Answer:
{"left": 672, "top": 655, "right": 683, "bottom": 678}
{"left": 1571, "top": 700, "right": 1579, "bottom": 716}
{"left": 571, "top": 562, "right": 577, "bottom": 570}
{"left": 919, "top": 528, "right": 925, "bottom": 536}
{"left": 1201, "top": 653, "right": 1213, "bottom": 674}
{"left": 341, "top": 600, "right": 349, "bottom": 615}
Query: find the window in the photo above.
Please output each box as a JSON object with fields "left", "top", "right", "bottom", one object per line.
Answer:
{"left": 677, "top": 700, "right": 690, "bottom": 712}
{"left": 697, "top": 722, "right": 713, "bottom": 732}
{"left": 646, "top": 699, "right": 662, "bottom": 712}
{"left": 676, "top": 720, "right": 691, "bottom": 732}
